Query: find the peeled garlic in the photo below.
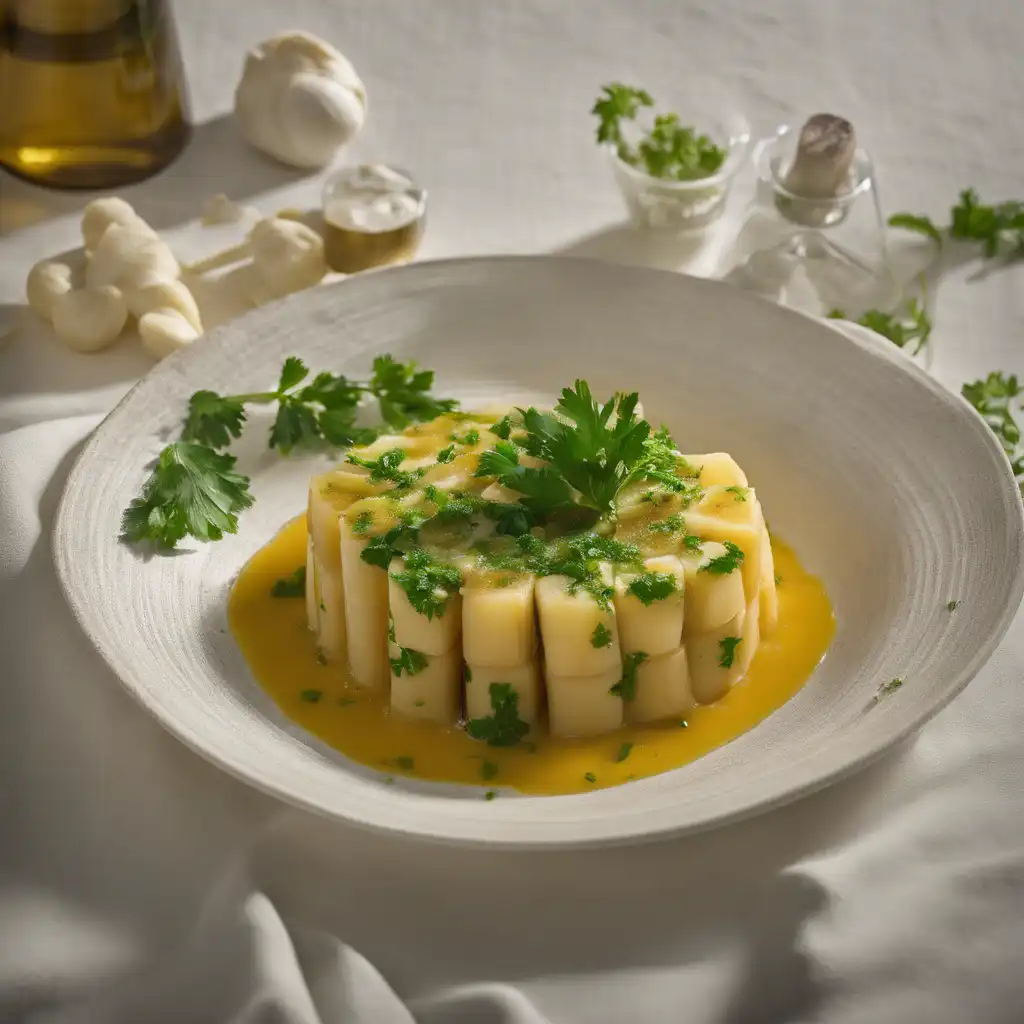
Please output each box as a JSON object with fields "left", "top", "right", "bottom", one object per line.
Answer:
{"left": 125, "top": 278, "right": 202, "bottom": 331}
{"left": 248, "top": 217, "right": 326, "bottom": 298}
{"left": 139, "top": 309, "right": 199, "bottom": 359}
{"left": 81, "top": 197, "right": 157, "bottom": 252}
{"left": 51, "top": 286, "right": 128, "bottom": 353}
{"left": 234, "top": 31, "right": 366, "bottom": 169}
{"left": 86, "top": 223, "right": 179, "bottom": 292}
{"left": 26, "top": 261, "right": 74, "bottom": 321}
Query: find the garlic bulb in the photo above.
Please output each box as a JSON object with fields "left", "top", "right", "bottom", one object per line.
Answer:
{"left": 51, "top": 286, "right": 128, "bottom": 353}
{"left": 139, "top": 310, "right": 199, "bottom": 359}
{"left": 26, "top": 261, "right": 74, "bottom": 321}
{"left": 86, "top": 223, "right": 180, "bottom": 292}
{"left": 234, "top": 32, "right": 366, "bottom": 169}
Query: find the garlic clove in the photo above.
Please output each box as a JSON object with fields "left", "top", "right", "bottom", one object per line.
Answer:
{"left": 81, "top": 197, "right": 157, "bottom": 252}
{"left": 139, "top": 309, "right": 200, "bottom": 359}
{"left": 26, "top": 260, "right": 74, "bottom": 321}
{"left": 86, "top": 223, "right": 180, "bottom": 291}
{"left": 125, "top": 279, "right": 203, "bottom": 331}
{"left": 51, "top": 286, "right": 128, "bottom": 353}
{"left": 233, "top": 31, "right": 366, "bottom": 169}
{"left": 249, "top": 217, "right": 326, "bottom": 297}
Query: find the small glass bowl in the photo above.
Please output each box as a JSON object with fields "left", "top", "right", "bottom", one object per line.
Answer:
{"left": 321, "top": 164, "right": 427, "bottom": 274}
{"left": 608, "top": 114, "right": 750, "bottom": 231}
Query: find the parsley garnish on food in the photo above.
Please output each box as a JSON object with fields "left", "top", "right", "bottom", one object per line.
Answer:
{"left": 828, "top": 299, "right": 932, "bottom": 355}
{"left": 584, "top": 772, "right": 597, "bottom": 784}
{"left": 725, "top": 486, "right": 748, "bottom": 502}
{"left": 347, "top": 447, "right": 418, "bottom": 487}
{"left": 436, "top": 444, "right": 456, "bottom": 464}
{"left": 682, "top": 535, "right": 703, "bottom": 553}
{"left": 481, "top": 760, "right": 499, "bottom": 781}
{"left": 718, "top": 636, "right": 741, "bottom": 669}
{"left": 352, "top": 510, "right": 374, "bottom": 535}
{"left": 591, "top": 623, "right": 613, "bottom": 648}
{"left": 120, "top": 442, "right": 254, "bottom": 549}
{"left": 700, "top": 541, "right": 744, "bottom": 576}
{"left": 270, "top": 565, "right": 306, "bottom": 597}
{"left": 626, "top": 571, "right": 678, "bottom": 605}
{"left": 390, "top": 548, "right": 462, "bottom": 619}
{"left": 962, "top": 372, "right": 1024, "bottom": 489}
{"left": 947, "top": 599, "right": 959, "bottom": 612}
{"left": 451, "top": 428, "right": 480, "bottom": 446}
{"left": 389, "top": 646, "right": 428, "bottom": 677}
{"left": 649, "top": 513, "right": 685, "bottom": 535}
{"left": 484, "top": 790, "right": 498, "bottom": 801}
{"left": 592, "top": 83, "right": 726, "bottom": 182}
{"left": 466, "top": 682, "right": 530, "bottom": 747}
{"left": 615, "top": 741, "right": 633, "bottom": 763}
{"left": 610, "top": 651, "right": 647, "bottom": 700}
{"left": 300, "top": 689, "right": 322, "bottom": 703}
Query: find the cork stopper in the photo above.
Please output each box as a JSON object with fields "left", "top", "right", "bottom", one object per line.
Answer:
{"left": 777, "top": 114, "right": 857, "bottom": 226}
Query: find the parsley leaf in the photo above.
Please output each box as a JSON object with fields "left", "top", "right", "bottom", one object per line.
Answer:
{"left": 649, "top": 512, "right": 685, "bottom": 535}
{"left": 725, "top": 485, "right": 748, "bottom": 502}
{"left": 584, "top": 772, "right": 597, "bottom": 784}
{"left": 718, "top": 636, "right": 741, "bottom": 668}
{"left": 682, "top": 535, "right": 703, "bottom": 553}
{"left": 699, "top": 541, "right": 744, "bottom": 575}
{"left": 481, "top": 760, "right": 499, "bottom": 781}
{"left": 610, "top": 651, "right": 647, "bottom": 700}
{"left": 120, "top": 442, "right": 254, "bottom": 548}
{"left": 390, "top": 549, "right": 462, "bottom": 619}
{"left": 626, "top": 571, "right": 678, "bottom": 605}
{"left": 888, "top": 213, "right": 943, "bottom": 247}
{"left": 370, "top": 355, "right": 459, "bottom": 427}
{"left": 390, "top": 646, "right": 428, "bottom": 677}
{"left": 962, "top": 372, "right": 1024, "bottom": 488}
{"left": 466, "top": 682, "right": 530, "bottom": 747}
{"left": 271, "top": 565, "right": 306, "bottom": 597}
{"left": 352, "top": 510, "right": 375, "bottom": 535}
{"left": 828, "top": 299, "right": 932, "bottom": 356}
{"left": 874, "top": 677, "right": 904, "bottom": 702}
{"left": 347, "top": 447, "right": 418, "bottom": 487}
{"left": 591, "top": 622, "right": 613, "bottom": 648}
{"left": 300, "top": 689, "right": 322, "bottom": 703}
{"left": 182, "top": 391, "right": 246, "bottom": 449}
{"left": 615, "top": 741, "right": 633, "bottom": 763}
{"left": 436, "top": 444, "right": 456, "bottom": 464}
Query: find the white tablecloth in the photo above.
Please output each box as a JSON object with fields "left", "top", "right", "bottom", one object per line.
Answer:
{"left": 3, "top": 2, "right": 1024, "bottom": 1021}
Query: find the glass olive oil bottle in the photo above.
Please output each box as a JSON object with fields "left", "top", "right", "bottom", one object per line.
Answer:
{"left": 0, "top": 0, "right": 189, "bottom": 189}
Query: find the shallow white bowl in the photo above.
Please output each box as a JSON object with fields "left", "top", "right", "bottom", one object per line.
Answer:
{"left": 54, "top": 256, "right": 1024, "bottom": 848}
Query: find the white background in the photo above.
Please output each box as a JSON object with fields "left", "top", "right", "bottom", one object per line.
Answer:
{"left": 2, "top": 2, "right": 1024, "bottom": 1021}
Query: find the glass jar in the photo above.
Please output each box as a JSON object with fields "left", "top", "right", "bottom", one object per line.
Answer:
{"left": 0, "top": 0, "right": 190, "bottom": 189}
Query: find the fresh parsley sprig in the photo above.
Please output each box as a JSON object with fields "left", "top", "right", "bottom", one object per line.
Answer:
{"left": 962, "top": 372, "right": 1024, "bottom": 489}
{"left": 889, "top": 188, "right": 1024, "bottom": 261}
{"left": 828, "top": 297, "right": 932, "bottom": 356}
{"left": 592, "top": 84, "right": 725, "bottom": 182}
{"left": 466, "top": 682, "right": 530, "bottom": 747}
{"left": 123, "top": 355, "right": 457, "bottom": 550}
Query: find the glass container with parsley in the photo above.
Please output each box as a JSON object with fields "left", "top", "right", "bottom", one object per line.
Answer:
{"left": 592, "top": 83, "right": 750, "bottom": 231}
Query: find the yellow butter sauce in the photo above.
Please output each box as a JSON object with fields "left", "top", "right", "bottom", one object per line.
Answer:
{"left": 229, "top": 516, "right": 834, "bottom": 795}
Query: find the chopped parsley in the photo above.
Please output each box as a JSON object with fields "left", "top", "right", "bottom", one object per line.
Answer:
{"left": 451, "top": 428, "right": 480, "bottom": 446}
{"left": 725, "top": 486, "right": 748, "bottom": 502}
{"left": 346, "top": 446, "right": 418, "bottom": 488}
{"left": 393, "top": 755, "right": 415, "bottom": 771}
{"left": 352, "top": 510, "right": 374, "bottom": 535}
{"left": 610, "top": 651, "right": 647, "bottom": 700}
{"left": 436, "top": 444, "right": 456, "bottom": 464}
{"left": 271, "top": 565, "right": 306, "bottom": 597}
{"left": 481, "top": 760, "right": 499, "bottom": 781}
{"left": 626, "top": 570, "right": 678, "bottom": 605}
{"left": 390, "top": 646, "right": 428, "bottom": 677}
{"left": 584, "top": 772, "right": 597, "bottom": 784}
{"left": 649, "top": 513, "right": 685, "bottom": 535}
{"left": 484, "top": 790, "right": 498, "bottom": 801}
{"left": 615, "top": 741, "right": 633, "bottom": 763}
{"left": 875, "top": 677, "right": 904, "bottom": 701}
{"left": 466, "top": 682, "right": 530, "bottom": 747}
{"left": 682, "top": 535, "right": 703, "bottom": 553}
{"left": 718, "top": 636, "right": 741, "bottom": 669}
{"left": 464, "top": 666, "right": 473, "bottom": 684}
{"left": 389, "top": 548, "right": 462, "bottom": 619}
{"left": 300, "top": 689, "right": 322, "bottom": 703}
{"left": 700, "top": 541, "right": 744, "bottom": 575}
{"left": 591, "top": 622, "right": 613, "bottom": 648}
{"left": 947, "top": 599, "right": 959, "bottom": 612}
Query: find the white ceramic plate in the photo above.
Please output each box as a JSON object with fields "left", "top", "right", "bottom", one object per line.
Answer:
{"left": 54, "top": 257, "right": 1024, "bottom": 848}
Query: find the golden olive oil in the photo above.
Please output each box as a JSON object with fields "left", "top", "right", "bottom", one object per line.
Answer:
{"left": 0, "top": 0, "right": 189, "bottom": 189}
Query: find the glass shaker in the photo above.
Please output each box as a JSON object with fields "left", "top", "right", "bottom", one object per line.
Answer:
{"left": 0, "top": 0, "right": 190, "bottom": 188}
{"left": 720, "top": 115, "right": 896, "bottom": 317}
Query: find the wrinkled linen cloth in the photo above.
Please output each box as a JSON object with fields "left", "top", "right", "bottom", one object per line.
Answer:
{"left": 2, "top": 2, "right": 1024, "bottom": 1022}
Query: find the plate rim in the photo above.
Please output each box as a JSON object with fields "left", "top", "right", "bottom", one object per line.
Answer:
{"left": 52, "top": 255, "right": 1024, "bottom": 848}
